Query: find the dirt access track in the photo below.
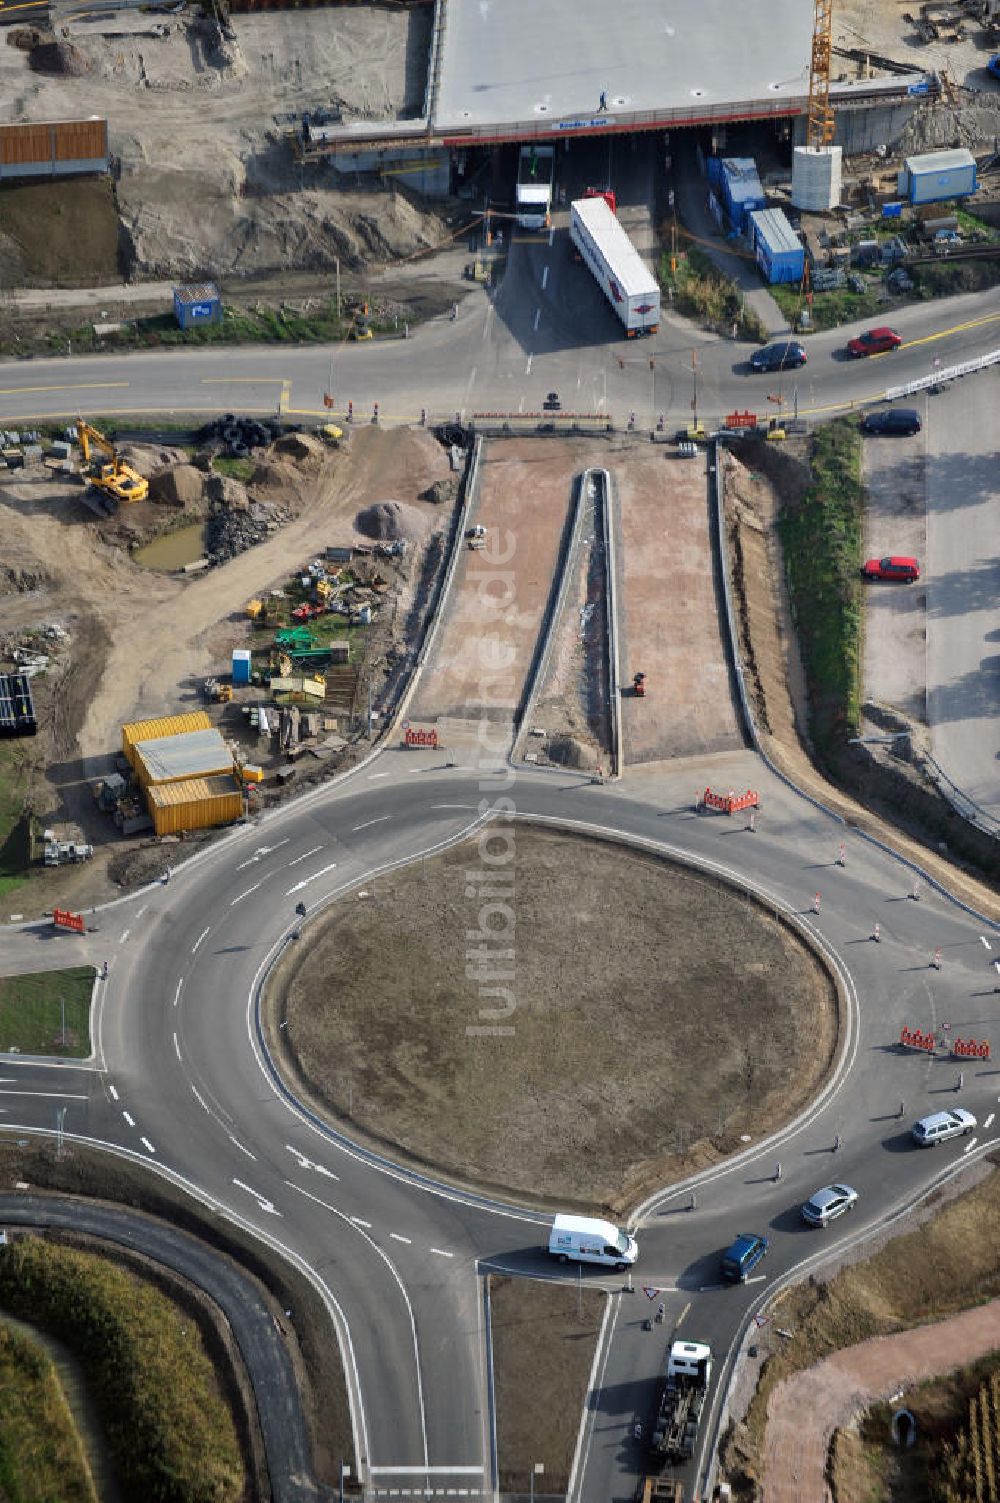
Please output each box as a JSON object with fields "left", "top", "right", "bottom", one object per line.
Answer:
{"left": 0, "top": 426, "right": 454, "bottom": 916}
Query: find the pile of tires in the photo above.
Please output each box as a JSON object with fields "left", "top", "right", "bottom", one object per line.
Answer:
{"left": 201, "top": 414, "right": 279, "bottom": 459}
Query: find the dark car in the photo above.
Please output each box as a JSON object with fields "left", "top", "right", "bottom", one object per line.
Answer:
{"left": 988, "top": 53, "right": 1000, "bottom": 80}
{"left": 861, "top": 407, "right": 921, "bottom": 436}
{"left": 720, "top": 1232, "right": 769, "bottom": 1283}
{"left": 543, "top": 392, "right": 561, "bottom": 411}
{"left": 847, "top": 326, "right": 902, "bottom": 357}
{"left": 749, "top": 340, "right": 807, "bottom": 373}
{"left": 862, "top": 555, "right": 920, "bottom": 583}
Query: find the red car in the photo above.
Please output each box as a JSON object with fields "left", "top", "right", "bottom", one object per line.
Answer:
{"left": 847, "top": 327, "right": 902, "bottom": 358}
{"left": 862, "top": 555, "right": 920, "bottom": 582}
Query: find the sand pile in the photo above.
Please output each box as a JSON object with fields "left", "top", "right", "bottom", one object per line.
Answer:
{"left": 354, "top": 500, "right": 427, "bottom": 543}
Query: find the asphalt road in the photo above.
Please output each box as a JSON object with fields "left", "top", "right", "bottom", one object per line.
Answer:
{"left": 2, "top": 160, "right": 1000, "bottom": 1501}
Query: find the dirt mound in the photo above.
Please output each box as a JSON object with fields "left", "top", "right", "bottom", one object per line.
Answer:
{"left": 545, "top": 734, "right": 588, "bottom": 769}
{"left": 250, "top": 457, "right": 301, "bottom": 497}
{"left": 119, "top": 443, "right": 188, "bottom": 473}
{"left": 206, "top": 473, "right": 249, "bottom": 512}
{"left": 273, "top": 432, "right": 325, "bottom": 463}
{"left": 147, "top": 464, "right": 207, "bottom": 510}
{"left": 28, "top": 39, "right": 90, "bottom": 75}
{"left": 354, "top": 500, "right": 427, "bottom": 543}
{"left": 421, "top": 479, "right": 457, "bottom": 505}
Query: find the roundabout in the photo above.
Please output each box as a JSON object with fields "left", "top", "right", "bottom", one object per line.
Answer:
{"left": 265, "top": 824, "right": 838, "bottom": 1212}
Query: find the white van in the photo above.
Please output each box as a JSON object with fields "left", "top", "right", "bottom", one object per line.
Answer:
{"left": 547, "top": 1214, "right": 638, "bottom": 1270}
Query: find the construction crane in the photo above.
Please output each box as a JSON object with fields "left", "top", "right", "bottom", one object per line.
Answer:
{"left": 75, "top": 419, "right": 149, "bottom": 507}
{"left": 806, "top": 0, "right": 835, "bottom": 148}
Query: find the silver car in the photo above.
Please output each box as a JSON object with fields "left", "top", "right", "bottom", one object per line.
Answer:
{"left": 911, "top": 1108, "right": 976, "bottom": 1147}
{"left": 801, "top": 1184, "right": 858, "bottom": 1227}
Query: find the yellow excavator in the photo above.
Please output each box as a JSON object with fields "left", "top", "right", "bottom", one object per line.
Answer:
{"left": 76, "top": 419, "right": 149, "bottom": 507}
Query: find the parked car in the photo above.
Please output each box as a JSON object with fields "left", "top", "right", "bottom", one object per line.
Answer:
{"left": 847, "top": 326, "right": 902, "bottom": 357}
{"left": 911, "top": 1108, "right": 977, "bottom": 1147}
{"left": 749, "top": 340, "right": 807, "bottom": 372}
{"left": 720, "top": 1233, "right": 769, "bottom": 1282}
{"left": 861, "top": 407, "right": 922, "bottom": 437}
{"left": 989, "top": 53, "right": 1000, "bottom": 81}
{"left": 801, "top": 1184, "right": 858, "bottom": 1227}
{"left": 861, "top": 555, "right": 920, "bottom": 583}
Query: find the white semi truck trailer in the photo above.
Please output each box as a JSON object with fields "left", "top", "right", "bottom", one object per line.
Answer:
{"left": 569, "top": 195, "right": 660, "bottom": 337}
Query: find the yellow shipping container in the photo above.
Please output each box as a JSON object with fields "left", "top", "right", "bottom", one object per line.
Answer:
{"left": 145, "top": 775, "right": 244, "bottom": 837}
{"left": 132, "top": 727, "right": 233, "bottom": 789}
{"left": 122, "top": 711, "right": 211, "bottom": 769}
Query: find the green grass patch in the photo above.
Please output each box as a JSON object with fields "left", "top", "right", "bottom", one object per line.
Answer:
{"left": 0, "top": 1237, "right": 244, "bottom": 1503}
{"left": 30, "top": 302, "right": 351, "bottom": 361}
{"left": 0, "top": 968, "right": 94, "bottom": 1058}
{"left": 770, "top": 281, "right": 889, "bottom": 333}
{"left": 0, "top": 744, "right": 35, "bottom": 903}
{"left": 777, "top": 418, "right": 864, "bottom": 754}
{"left": 659, "top": 245, "right": 769, "bottom": 342}
{"left": 0, "top": 1322, "right": 97, "bottom": 1503}
{"left": 211, "top": 454, "right": 256, "bottom": 483}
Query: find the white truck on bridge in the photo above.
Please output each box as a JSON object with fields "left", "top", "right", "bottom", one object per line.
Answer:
{"left": 516, "top": 144, "right": 555, "bottom": 229}
{"left": 569, "top": 195, "right": 660, "bottom": 338}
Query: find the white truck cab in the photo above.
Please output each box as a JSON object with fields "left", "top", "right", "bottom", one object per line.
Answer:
{"left": 547, "top": 1214, "right": 638, "bottom": 1269}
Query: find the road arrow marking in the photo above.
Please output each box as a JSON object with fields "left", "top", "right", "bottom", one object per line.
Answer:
{"left": 286, "top": 861, "right": 337, "bottom": 895}
{"left": 232, "top": 1178, "right": 282, "bottom": 1216}
{"left": 236, "top": 840, "right": 289, "bottom": 871}
{"left": 981, "top": 936, "right": 992, "bottom": 950}
{"left": 285, "top": 1145, "right": 339, "bottom": 1180}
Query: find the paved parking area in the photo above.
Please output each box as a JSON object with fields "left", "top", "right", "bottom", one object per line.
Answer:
{"left": 861, "top": 430, "right": 927, "bottom": 722}
{"left": 924, "top": 372, "right": 1000, "bottom": 818}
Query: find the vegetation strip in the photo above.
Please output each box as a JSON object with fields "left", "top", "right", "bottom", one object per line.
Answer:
{"left": 0, "top": 1321, "right": 97, "bottom": 1503}
{"left": 0, "top": 968, "right": 94, "bottom": 1059}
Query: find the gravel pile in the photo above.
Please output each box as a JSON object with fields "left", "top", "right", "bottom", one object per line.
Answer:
{"left": 206, "top": 499, "right": 289, "bottom": 563}
{"left": 354, "top": 500, "right": 427, "bottom": 543}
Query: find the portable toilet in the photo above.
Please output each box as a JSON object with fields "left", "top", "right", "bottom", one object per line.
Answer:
{"left": 232, "top": 649, "right": 252, "bottom": 686}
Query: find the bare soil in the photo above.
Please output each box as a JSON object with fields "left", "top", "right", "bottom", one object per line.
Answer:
{"left": 617, "top": 448, "right": 743, "bottom": 764}
{"left": 722, "top": 1159, "right": 1000, "bottom": 1502}
{"left": 490, "top": 1274, "right": 604, "bottom": 1494}
{"left": 265, "top": 825, "right": 838, "bottom": 1214}
{"left": 0, "top": 5, "right": 445, "bottom": 285}
{"left": 410, "top": 437, "right": 584, "bottom": 730}
{"left": 0, "top": 424, "right": 456, "bottom": 917}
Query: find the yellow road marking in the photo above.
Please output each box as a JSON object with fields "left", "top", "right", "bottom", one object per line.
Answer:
{"left": 0, "top": 382, "right": 128, "bottom": 395}
{"left": 674, "top": 1300, "right": 691, "bottom": 1331}
{"left": 201, "top": 377, "right": 285, "bottom": 384}
{"left": 902, "top": 308, "right": 1000, "bottom": 352}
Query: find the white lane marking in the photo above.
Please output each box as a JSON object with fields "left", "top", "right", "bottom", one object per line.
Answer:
{"left": 140, "top": 1137, "right": 156, "bottom": 1155}
{"left": 390, "top": 1233, "right": 412, "bottom": 1244}
{"left": 286, "top": 860, "right": 338, "bottom": 895}
{"left": 119, "top": 928, "right": 130, "bottom": 945}
{"left": 229, "top": 1134, "right": 257, "bottom": 1160}
{"left": 369, "top": 1469, "right": 485, "bottom": 1476}
{"left": 350, "top": 1216, "right": 372, "bottom": 1229}
{"left": 368, "top": 772, "right": 388, "bottom": 780}
{"left": 352, "top": 816, "right": 391, "bottom": 833}
{"left": 108, "top": 1084, "right": 119, "bottom": 1101}
{"left": 288, "top": 845, "right": 323, "bottom": 868}
{"left": 431, "top": 804, "right": 474, "bottom": 810}
{"left": 408, "top": 766, "right": 424, "bottom": 773}
{"left": 518, "top": 394, "right": 525, "bottom": 413}
{"left": 0, "top": 1089, "right": 87, "bottom": 1100}
{"left": 548, "top": 227, "right": 554, "bottom": 248}
{"left": 192, "top": 926, "right": 210, "bottom": 953}
{"left": 964, "top": 1136, "right": 979, "bottom": 1154}
{"left": 232, "top": 1177, "right": 282, "bottom": 1216}
{"left": 173, "top": 1032, "right": 181, "bottom": 1061}
{"left": 541, "top": 266, "right": 549, "bottom": 290}
{"left": 231, "top": 880, "right": 264, "bottom": 905}
{"left": 699, "top": 1283, "right": 725, "bottom": 1292}
{"left": 191, "top": 1083, "right": 211, "bottom": 1114}
{"left": 122, "top": 1110, "right": 135, "bottom": 1127}
{"left": 985, "top": 1113, "right": 995, "bottom": 1130}
{"left": 746, "top": 1274, "right": 768, "bottom": 1285}
{"left": 237, "top": 840, "right": 289, "bottom": 871}
{"left": 981, "top": 936, "right": 992, "bottom": 949}
{"left": 285, "top": 1145, "right": 339, "bottom": 1180}
{"left": 533, "top": 308, "right": 541, "bottom": 331}
{"left": 135, "top": 905, "right": 147, "bottom": 919}
{"left": 525, "top": 353, "right": 533, "bottom": 376}
{"left": 173, "top": 979, "right": 182, "bottom": 1008}
{"left": 430, "top": 1247, "right": 454, "bottom": 1259}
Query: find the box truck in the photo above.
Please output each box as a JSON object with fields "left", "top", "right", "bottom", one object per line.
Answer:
{"left": 569, "top": 196, "right": 660, "bottom": 337}
{"left": 516, "top": 145, "right": 555, "bottom": 229}
{"left": 548, "top": 1214, "right": 638, "bottom": 1269}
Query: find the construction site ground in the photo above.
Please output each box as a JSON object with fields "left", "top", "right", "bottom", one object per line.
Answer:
{"left": 409, "top": 436, "right": 583, "bottom": 750}
{"left": 0, "top": 424, "right": 455, "bottom": 918}
{"left": 265, "top": 825, "right": 838, "bottom": 1213}
{"left": 0, "top": 4, "right": 446, "bottom": 289}
{"left": 618, "top": 447, "right": 744, "bottom": 765}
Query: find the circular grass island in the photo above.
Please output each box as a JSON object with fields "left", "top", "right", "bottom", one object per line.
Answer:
{"left": 265, "top": 826, "right": 839, "bottom": 1211}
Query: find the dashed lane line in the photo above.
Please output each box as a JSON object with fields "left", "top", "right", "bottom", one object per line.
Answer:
{"left": 287, "top": 845, "right": 323, "bottom": 867}
{"left": 286, "top": 860, "right": 338, "bottom": 895}
{"left": 231, "top": 880, "right": 264, "bottom": 905}
{"left": 430, "top": 1247, "right": 455, "bottom": 1259}
{"left": 192, "top": 927, "right": 210, "bottom": 953}
{"left": 108, "top": 1085, "right": 118, "bottom": 1102}
{"left": 122, "top": 1110, "right": 135, "bottom": 1127}
{"left": 140, "top": 1137, "right": 156, "bottom": 1155}
{"left": 352, "top": 816, "right": 391, "bottom": 832}
{"left": 390, "top": 1233, "right": 413, "bottom": 1245}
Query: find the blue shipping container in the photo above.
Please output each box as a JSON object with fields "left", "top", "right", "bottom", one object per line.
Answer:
{"left": 749, "top": 208, "right": 805, "bottom": 285}
{"left": 707, "top": 156, "right": 724, "bottom": 189}
{"left": 720, "top": 157, "right": 765, "bottom": 233}
{"left": 173, "top": 283, "right": 222, "bottom": 331}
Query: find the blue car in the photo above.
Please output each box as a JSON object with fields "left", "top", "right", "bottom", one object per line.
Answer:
{"left": 720, "top": 1232, "right": 769, "bottom": 1282}
{"left": 989, "top": 54, "right": 1000, "bottom": 80}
